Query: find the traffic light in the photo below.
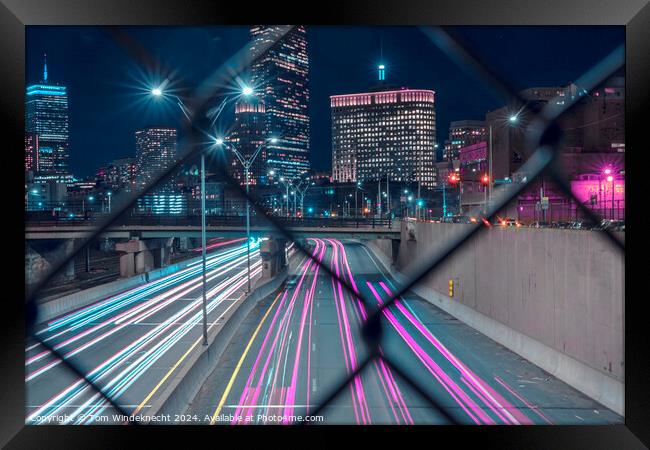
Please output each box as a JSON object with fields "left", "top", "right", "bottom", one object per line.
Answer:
{"left": 448, "top": 173, "right": 460, "bottom": 185}
{"left": 480, "top": 174, "right": 489, "bottom": 185}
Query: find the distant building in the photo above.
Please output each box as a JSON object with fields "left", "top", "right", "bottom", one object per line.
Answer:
{"left": 106, "top": 156, "right": 137, "bottom": 191}
{"left": 443, "top": 120, "right": 487, "bottom": 161}
{"left": 482, "top": 79, "right": 625, "bottom": 222}
{"left": 250, "top": 25, "right": 311, "bottom": 182}
{"left": 228, "top": 96, "right": 267, "bottom": 185}
{"left": 331, "top": 72, "right": 437, "bottom": 187}
{"left": 135, "top": 126, "right": 185, "bottom": 214}
{"left": 25, "top": 55, "right": 71, "bottom": 180}
{"left": 135, "top": 126, "right": 178, "bottom": 189}
{"left": 25, "top": 132, "right": 38, "bottom": 176}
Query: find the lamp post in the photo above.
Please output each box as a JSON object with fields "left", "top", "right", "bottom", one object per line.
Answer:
{"left": 487, "top": 112, "right": 521, "bottom": 211}
{"left": 294, "top": 177, "right": 313, "bottom": 218}
{"left": 279, "top": 177, "right": 292, "bottom": 217}
{"left": 150, "top": 83, "right": 253, "bottom": 346}
{"left": 216, "top": 136, "right": 277, "bottom": 293}
{"left": 355, "top": 181, "right": 361, "bottom": 218}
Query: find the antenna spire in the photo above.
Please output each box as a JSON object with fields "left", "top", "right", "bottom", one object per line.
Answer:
{"left": 378, "top": 35, "right": 385, "bottom": 82}
{"left": 43, "top": 53, "right": 48, "bottom": 82}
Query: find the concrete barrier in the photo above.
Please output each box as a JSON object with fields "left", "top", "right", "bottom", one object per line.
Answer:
{"left": 149, "top": 267, "right": 288, "bottom": 420}
{"left": 366, "top": 221, "right": 624, "bottom": 416}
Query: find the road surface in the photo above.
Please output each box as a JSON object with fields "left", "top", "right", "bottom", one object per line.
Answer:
{"left": 188, "top": 239, "right": 622, "bottom": 425}
{"left": 25, "top": 237, "right": 261, "bottom": 424}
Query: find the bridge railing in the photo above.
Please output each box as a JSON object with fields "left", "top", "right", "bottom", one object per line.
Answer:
{"left": 25, "top": 213, "right": 393, "bottom": 230}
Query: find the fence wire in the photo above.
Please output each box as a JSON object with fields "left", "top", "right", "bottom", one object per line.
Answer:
{"left": 24, "top": 25, "right": 625, "bottom": 425}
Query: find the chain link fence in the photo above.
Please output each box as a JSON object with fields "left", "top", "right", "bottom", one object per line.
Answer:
{"left": 25, "top": 25, "right": 625, "bottom": 424}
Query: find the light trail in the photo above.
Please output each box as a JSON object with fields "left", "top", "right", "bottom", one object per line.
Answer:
{"left": 26, "top": 239, "right": 263, "bottom": 425}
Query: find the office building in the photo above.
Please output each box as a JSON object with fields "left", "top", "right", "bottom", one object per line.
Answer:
{"left": 443, "top": 120, "right": 487, "bottom": 161}
{"left": 228, "top": 96, "right": 267, "bottom": 185}
{"left": 249, "top": 25, "right": 311, "bottom": 181}
{"left": 135, "top": 126, "right": 185, "bottom": 214}
{"left": 25, "top": 55, "right": 70, "bottom": 179}
{"left": 331, "top": 67, "right": 437, "bottom": 187}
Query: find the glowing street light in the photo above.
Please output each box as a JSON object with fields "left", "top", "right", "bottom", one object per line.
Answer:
{"left": 214, "top": 136, "right": 275, "bottom": 292}
{"left": 151, "top": 87, "right": 162, "bottom": 96}
{"left": 242, "top": 86, "right": 254, "bottom": 96}
{"left": 509, "top": 114, "right": 519, "bottom": 123}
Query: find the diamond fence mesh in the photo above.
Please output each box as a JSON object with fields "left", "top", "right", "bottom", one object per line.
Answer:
{"left": 24, "top": 25, "right": 625, "bottom": 424}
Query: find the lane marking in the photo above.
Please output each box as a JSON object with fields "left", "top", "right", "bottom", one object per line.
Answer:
{"left": 210, "top": 291, "right": 283, "bottom": 424}
{"left": 132, "top": 290, "right": 247, "bottom": 415}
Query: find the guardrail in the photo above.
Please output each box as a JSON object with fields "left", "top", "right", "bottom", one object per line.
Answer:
{"left": 25, "top": 214, "right": 394, "bottom": 229}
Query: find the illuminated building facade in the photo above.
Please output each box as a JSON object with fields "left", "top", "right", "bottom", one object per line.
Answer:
{"left": 25, "top": 55, "right": 70, "bottom": 178}
{"left": 229, "top": 96, "right": 267, "bottom": 185}
{"left": 443, "top": 120, "right": 487, "bottom": 161}
{"left": 25, "top": 132, "right": 38, "bottom": 175}
{"left": 250, "top": 25, "right": 311, "bottom": 181}
{"left": 330, "top": 88, "right": 437, "bottom": 187}
{"left": 135, "top": 127, "right": 185, "bottom": 214}
{"left": 105, "top": 156, "right": 137, "bottom": 191}
{"left": 135, "top": 127, "right": 178, "bottom": 189}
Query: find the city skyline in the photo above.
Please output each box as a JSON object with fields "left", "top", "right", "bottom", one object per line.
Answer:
{"left": 26, "top": 26, "right": 624, "bottom": 178}
{"left": 21, "top": 22, "right": 628, "bottom": 429}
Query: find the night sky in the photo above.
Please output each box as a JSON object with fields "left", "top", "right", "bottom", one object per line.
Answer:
{"left": 26, "top": 26, "right": 624, "bottom": 178}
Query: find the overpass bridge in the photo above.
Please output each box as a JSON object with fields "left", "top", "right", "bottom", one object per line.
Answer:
{"left": 24, "top": 215, "right": 400, "bottom": 241}
{"left": 25, "top": 215, "right": 400, "bottom": 283}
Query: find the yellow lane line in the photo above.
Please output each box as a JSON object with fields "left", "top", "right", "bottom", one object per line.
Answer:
{"left": 132, "top": 279, "right": 253, "bottom": 415}
{"left": 210, "top": 290, "right": 283, "bottom": 424}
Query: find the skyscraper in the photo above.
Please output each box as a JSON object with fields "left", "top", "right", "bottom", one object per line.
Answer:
{"left": 25, "top": 54, "right": 71, "bottom": 180}
{"left": 135, "top": 126, "right": 185, "bottom": 214}
{"left": 331, "top": 66, "right": 437, "bottom": 187}
{"left": 229, "top": 96, "right": 267, "bottom": 185}
{"left": 135, "top": 126, "right": 178, "bottom": 188}
{"left": 249, "top": 25, "right": 311, "bottom": 181}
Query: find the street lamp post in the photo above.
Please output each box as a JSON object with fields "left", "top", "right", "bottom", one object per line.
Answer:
{"left": 150, "top": 83, "right": 254, "bottom": 345}
{"left": 200, "top": 152, "right": 208, "bottom": 345}
{"left": 279, "top": 177, "right": 292, "bottom": 217}
{"left": 216, "top": 137, "right": 276, "bottom": 293}
{"left": 487, "top": 113, "right": 520, "bottom": 211}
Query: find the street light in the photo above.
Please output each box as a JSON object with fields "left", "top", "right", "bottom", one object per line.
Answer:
{"left": 148, "top": 84, "right": 251, "bottom": 346}
{"left": 278, "top": 176, "right": 292, "bottom": 218}
{"left": 215, "top": 136, "right": 275, "bottom": 293}
{"left": 488, "top": 111, "right": 523, "bottom": 212}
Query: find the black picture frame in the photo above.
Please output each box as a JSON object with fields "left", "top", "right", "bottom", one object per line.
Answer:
{"left": 3, "top": 0, "right": 648, "bottom": 447}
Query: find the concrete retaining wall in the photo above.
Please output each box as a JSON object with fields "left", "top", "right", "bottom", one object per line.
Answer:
{"left": 368, "top": 221, "right": 624, "bottom": 415}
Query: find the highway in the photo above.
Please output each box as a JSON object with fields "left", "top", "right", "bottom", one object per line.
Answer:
{"left": 189, "top": 239, "right": 622, "bottom": 425}
{"left": 25, "top": 237, "right": 262, "bottom": 425}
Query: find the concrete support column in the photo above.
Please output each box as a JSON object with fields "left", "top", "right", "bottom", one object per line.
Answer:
{"left": 135, "top": 249, "right": 154, "bottom": 274}
{"left": 116, "top": 237, "right": 174, "bottom": 278}
{"left": 260, "top": 237, "right": 287, "bottom": 279}
{"left": 179, "top": 237, "right": 190, "bottom": 252}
